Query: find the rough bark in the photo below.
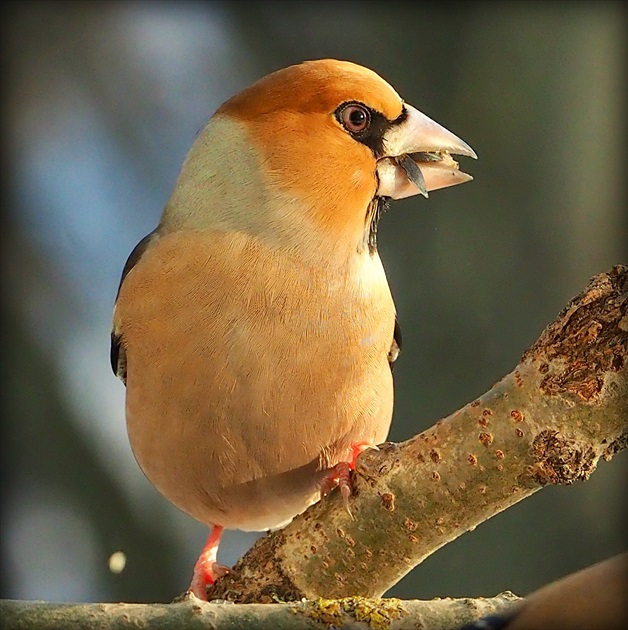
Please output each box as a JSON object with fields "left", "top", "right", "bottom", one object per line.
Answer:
{"left": 208, "top": 265, "right": 627, "bottom": 602}
{"left": 0, "top": 593, "right": 522, "bottom": 630}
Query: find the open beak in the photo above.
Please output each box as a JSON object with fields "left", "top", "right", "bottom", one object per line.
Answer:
{"left": 376, "top": 103, "right": 477, "bottom": 199}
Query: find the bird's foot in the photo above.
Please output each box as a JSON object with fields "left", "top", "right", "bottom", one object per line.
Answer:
{"left": 189, "top": 561, "right": 230, "bottom": 600}
{"left": 319, "top": 441, "right": 379, "bottom": 518}
{"left": 188, "top": 525, "right": 228, "bottom": 601}
{"left": 320, "top": 461, "right": 352, "bottom": 509}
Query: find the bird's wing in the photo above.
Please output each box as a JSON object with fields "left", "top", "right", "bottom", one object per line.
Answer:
{"left": 111, "top": 230, "right": 159, "bottom": 385}
{"left": 388, "top": 316, "right": 402, "bottom": 371}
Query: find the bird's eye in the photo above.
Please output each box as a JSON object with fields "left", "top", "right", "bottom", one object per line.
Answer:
{"left": 339, "top": 104, "right": 371, "bottom": 134}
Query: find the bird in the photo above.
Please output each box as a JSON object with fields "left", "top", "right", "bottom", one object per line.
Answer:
{"left": 111, "top": 59, "right": 476, "bottom": 600}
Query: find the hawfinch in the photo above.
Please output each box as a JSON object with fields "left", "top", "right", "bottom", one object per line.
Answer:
{"left": 111, "top": 59, "right": 476, "bottom": 600}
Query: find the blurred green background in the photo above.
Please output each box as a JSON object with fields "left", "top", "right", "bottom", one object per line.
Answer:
{"left": 1, "top": 0, "right": 626, "bottom": 605}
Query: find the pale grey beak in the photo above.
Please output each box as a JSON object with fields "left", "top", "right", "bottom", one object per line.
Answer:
{"left": 376, "top": 103, "right": 477, "bottom": 199}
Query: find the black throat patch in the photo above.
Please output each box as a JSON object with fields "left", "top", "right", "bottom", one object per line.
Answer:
{"left": 362, "top": 196, "right": 389, "bottom": 255}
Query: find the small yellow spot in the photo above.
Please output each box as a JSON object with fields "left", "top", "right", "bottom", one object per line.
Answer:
{"left": 108, "top": 551, "right": 127, "bottom": 574}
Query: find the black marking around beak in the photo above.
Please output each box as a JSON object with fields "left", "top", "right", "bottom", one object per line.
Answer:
{"left": 396, "top": 154, "right": 428, "bottom": 198}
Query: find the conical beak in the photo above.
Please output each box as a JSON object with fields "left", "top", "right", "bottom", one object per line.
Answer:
{"left": 376, "top": 103, "right": 477, "bottom": 199}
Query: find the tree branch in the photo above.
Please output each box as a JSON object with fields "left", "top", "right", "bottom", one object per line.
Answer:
{"left": 0, "top": 593, "right": 522, "bottom": 630}
{"left": 209, "top": 265, "right": 627, "bottom": 602}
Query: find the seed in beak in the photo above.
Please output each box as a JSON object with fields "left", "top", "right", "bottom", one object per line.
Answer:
{"left": 396, "top": 154, "right": 428, "bottom": 198}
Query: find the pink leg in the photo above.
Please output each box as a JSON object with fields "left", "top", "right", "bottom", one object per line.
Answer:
{"left": 320, "top": 442, "right": 379, "bottom": 516}
{"left": 189, "top": 525, "right": 229, "bottom": 600}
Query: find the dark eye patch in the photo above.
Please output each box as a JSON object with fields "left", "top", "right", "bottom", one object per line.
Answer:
{"left": 335, "top": 102, "right": 408, "bottom": 158}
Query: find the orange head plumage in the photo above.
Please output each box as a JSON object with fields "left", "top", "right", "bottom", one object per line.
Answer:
{"left": 161, "top": 59, "right": 476, "bottom": 256}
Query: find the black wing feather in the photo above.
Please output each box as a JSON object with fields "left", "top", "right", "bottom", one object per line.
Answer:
{"left": 388, "top": 316, "right": 402, "bottom": 372}
{"left": 110, "top": 230, "right": 158, "bottom": 382}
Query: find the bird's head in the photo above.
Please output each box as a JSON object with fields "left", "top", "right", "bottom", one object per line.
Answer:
{"left": 162, "top": 59, "right": 476, "bottom": 256}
